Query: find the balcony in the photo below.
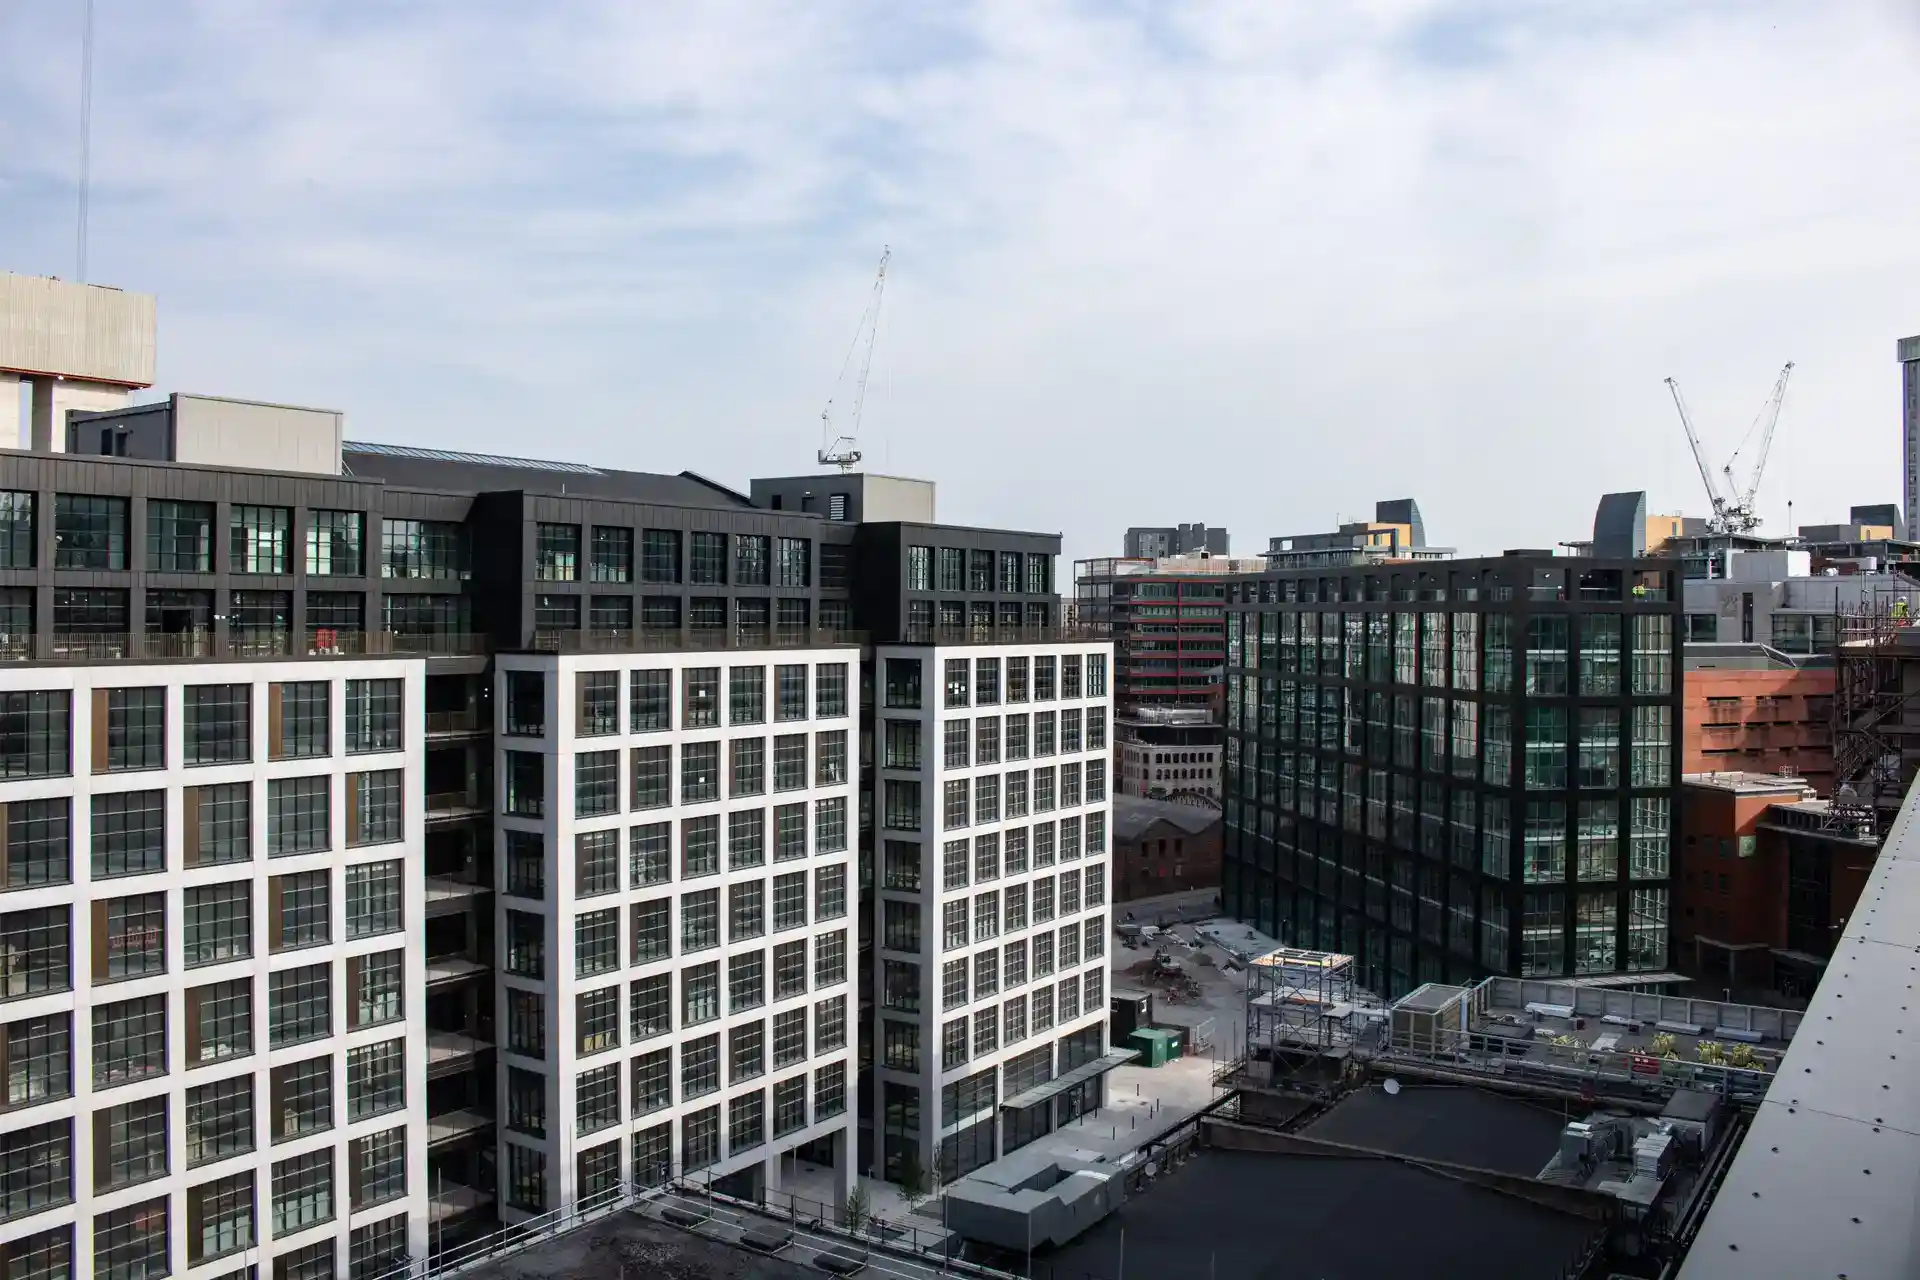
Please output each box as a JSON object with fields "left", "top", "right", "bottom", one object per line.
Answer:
{"left": 427, "top": 708, "right": 486, "bottom": 738}
{"left": 425, "top": 953, "right": 488, "bottom": 987}
{"left": 0, "top": 629, "right": 491, "bottom": 664}
{"left": 426, "top": 792, "right": 488, "bottom": 824}
{"left": 427, "top": 1031, "right": 493, "bottom": 1077}
{"left": 425, "top": 875, "right": 488, "bottom": 916}
{"left": 530, "top": 626, "right": 865, "bottom": 654}
{"left": 426, "top": 1109, "right": 494, "bottom": 1148}
{"left": 428, "top": 1181, "right": 494, "bottom": 1224}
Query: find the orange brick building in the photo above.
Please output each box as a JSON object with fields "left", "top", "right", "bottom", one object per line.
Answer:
{"left": 1682, "top": 661, "right": 1834, "bottom": 793}
{"left": 1679, "top": 772, "right": 1876, "bottom": 997}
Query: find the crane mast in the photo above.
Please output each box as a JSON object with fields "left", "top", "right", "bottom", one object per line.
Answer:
{"left": 819, "top": 246, "right": 891, "bottom": 473}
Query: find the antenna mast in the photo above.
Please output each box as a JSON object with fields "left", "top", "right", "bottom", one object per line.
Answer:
{"left": 819, "top": 246, "right": 890, "bottom": 473}
{"left": 76, "top": 0, "right": 96, "bottom": 282}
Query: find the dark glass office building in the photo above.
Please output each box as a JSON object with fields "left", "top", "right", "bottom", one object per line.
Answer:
{"left": 1221, "top": 555, "right": 1682, "bottom": 999}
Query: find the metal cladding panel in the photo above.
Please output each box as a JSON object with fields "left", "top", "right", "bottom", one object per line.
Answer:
{"left": 172, "top": 394, "right": 344, "bottom": 476}
{"left": 0, "top": 272, "right": 156, "bottom": 386}
{"left": 1677, "top": 781, "right": 1920, "bottom": 1280}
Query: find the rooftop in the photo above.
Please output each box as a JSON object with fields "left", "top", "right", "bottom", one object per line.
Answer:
{"left": 342, "top": 440, "right": 755, "bottom": 509}
{"left": 1681, "top": 771, "right": 1818, "bottom": 796}
{"left": 1111, "top": 793, "right": 1223, "bottom": 841}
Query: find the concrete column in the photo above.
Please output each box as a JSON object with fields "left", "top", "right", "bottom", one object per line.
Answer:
{"left": 831, "top": 1129, "right": 853, "bottom": 1210}
{"left": 28, "top": 377, "right": 130, "bottom": 452}
{"left": 765, "top": 1151, "right": 784, "bottom": 1195}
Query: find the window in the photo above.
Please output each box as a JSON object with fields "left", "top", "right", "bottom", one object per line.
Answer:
{"left": 687, "top": 740, "right": 721, "bottom": 802}
{"left": 505, "top": 751, "right": 544, "bottom": 817}
{"left": 347, "top": 1040, "right": 405, "bottom": 1120}
{"left": 1631, "top": 615, "right": 1673, "bottom": 695}
{"left": 345, "top": 678, "right": 403, "bottom": 754}
{"left": 729, "top": 881, "right": 766, "bottom": 943}
{"left": 350, "top": 1128, "right": 406, "bottom": 1209}
{"left": 907, "top": 545, "right": 933, "bottom": 591}
{"left": 815, "top": 864, "right": 847, "bottom": 920}
{"left": 504, "top": 1067, "right": 546, "bottom": 1140}
{"left": 0, "top": 692, "right": 67, "bottom": 781}
{"left": 590, "top": 526, "right": 634, "bottom": 584}
{"left": 884, "top": 658, "right": 922, "bottom": 709}
{"left": 1, "top": 1014, "right": 69, "bottom": 1112}
{"left": 620, "top": 670, "right": 670, "bottom": 736}
{"left": 184, "top": 685, "right": 250, "bottom": 765}
{"left": 506, "top": 990, "right": 545, "bottom": 1058}
{"left": 0, "top": 493, "right": 32, "bottom": 571}
{"left": 3, "top": 798, "right": 69, "bottom": 888}
{"left": 729, "top": 1089, "right": 766, "bottom": 1153}
{"left": 94, "top": 1094, "right": 168, "bottom": 1192}
{"left": 53, "top": 493, "right": 127, "bottom": 569}
{"left": 346, "top": 860, "right": 402, "bottom": 936}
{"left": 730, "top": 737, "right": 765, "bottom": 798}
{"left": 630, "top": 972, "right": 672, "bottom": 1042}
{"left": 678, "top": 817, "right": 719, "bottom": 881}
{"left": 730, "top": 1020, "right": 766, "bottom": 1087}
{"left": 268, "top": 967, "right": 332, "bottom": 1043}
{"left": 576, "top": 750, "right": 620, "bottom": 817}
{"left": 504, "top": 918, "right": 543, "bottom": 983}
{"left": 1577, "top": 708, "right": 1619, "bottom": 789}
{"left": 729, "top": 809, "right": 765, "bottom": 868}
{"left": 304, "top": 508, "right": 364, "bottom": 576}
{"left": 348, "top": 769, "right": 402, "bottom": 846}
{"left": 97, "top": 1196, "right": 169, "bottom": 1277}
{"left": 625, "top": 895, "right": 670, "bottom": 963}
{"left": 577, "top": 985, "right": 620, "bottom": 1056}
{"left": 187, "top": 980, "right": 252, "bottom": 1064}
{"left": 730, "top": 666, "right": 765, "bottom": 724}
{"left": 351, "top": 1215, "right": 408, "bottom": 1280}
{"left": 504, "top": 1142, "right": 548, "bottom": 1213}
{"left": 271, "top": 1147, "right": 333, "bottom": 1235}
{"left": 815, "top": 796, "right": 848, "bottom": 854}
{"left": 187, "top": 1074, "right": 257, "bottom": 1166}
{"left": 944, "top": 778, "right": 970, "bottom": 829}
{"left": 690, "top": 532, "right": 727, "bottom": 584}
{"left": 682, "top": 889, "right": 720, "bottom": 952}
{"left": 229, "top": 505, "right": 291, "bottom": 573}
{"left": 278, "top": 1240, "right": 336, "bottom": 1280}
{"left": 96, "top": 898, "right": 166, "bottom": 990}
{"left": 816, "top": 663, "right": 848, "bottom": 717}
{"left": 270, "top": 1057, "right": 332, "bottom": 1145}
{"left": 92, "top": 996, "right": 164, "bottom": 1086}
{"left": 771, "top": 939, "right": 808, "bottom": 999}
{"left": 183, "top": 883, "right": 250, "bottom": 967}
{"left": 735, "top": 535, "right": 771, "bottom": 586}
{"left": 576, "top": 908, "right": 619, "bottom": 977}
{"left": 349, "top": 950, "right": 404, "bottom": 1028}
{"left": 535, "top": 523, "right": 580, "bottom": 581}
{"left": 270, "top": 870, "right": 330, "bottom": 951}
{"left": 883, "top": 719, "right": 921, "bottom": 770}
{"left": 1007, "top": 714, "right": 1029, "bottom": 760}
{"left": 266, "top": 777, "right": 329, "bottom": 857}
{"left": 1035, "top": 656, "right": 1057, "bottom": 700}
{"left": 505, "top": 670, "right": 546, "bottom": 737}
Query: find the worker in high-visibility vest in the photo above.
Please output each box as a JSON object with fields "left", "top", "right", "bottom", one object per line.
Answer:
{"left": 1894, "top": 598, "right": 1910, "bottom": 623}
{"left": 1631, "top": 582, "right": 1648, "bottom": 600}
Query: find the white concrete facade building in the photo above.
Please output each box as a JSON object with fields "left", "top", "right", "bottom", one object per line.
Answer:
{"left": 0, "top": 655, "right": 430, "bottom": 1280}
{"left": 871, "top": 641, "right": 1115, "bottom": 1184}
{"left": 488, "top": 647, "right": 857, "bottom": 1218}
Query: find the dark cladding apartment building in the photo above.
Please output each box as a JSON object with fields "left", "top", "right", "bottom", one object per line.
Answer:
{"left": 1222, "top": 555, "right": 1682, "bottom": 999}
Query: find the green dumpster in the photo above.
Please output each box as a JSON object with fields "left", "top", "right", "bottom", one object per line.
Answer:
{"left": 1129, "top": 1026, "right": 1184, "bottom": 1067}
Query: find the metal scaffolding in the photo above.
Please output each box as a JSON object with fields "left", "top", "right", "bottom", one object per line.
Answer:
{"left": 1243, "top": 946, "right": 1381, "bottom": 1067}
{"left": 1831, "top": 584, "right": 1920, "bottom": 836}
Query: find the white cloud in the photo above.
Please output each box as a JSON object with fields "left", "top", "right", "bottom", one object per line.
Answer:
{"left": 2, "top": 0, "right": 1917, "bottom": 561}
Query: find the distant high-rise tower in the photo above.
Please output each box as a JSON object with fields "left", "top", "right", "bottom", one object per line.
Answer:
{"left": 1901, "top": 335, "right": 1920, "bottom": 541}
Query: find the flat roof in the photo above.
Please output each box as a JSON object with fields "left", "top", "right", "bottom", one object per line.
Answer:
{"left": 1041, "top": 1147, "right": 1599, "bottom": 1280}
{"left": 1682, "top": 771, "right": 1816, "bottom": 796}
{"left": 1678, "top": 773, "right": 1920, "bottom": 1279}
{"left": 1302, "top": 1085, "right": 1567, "bottom": 1178}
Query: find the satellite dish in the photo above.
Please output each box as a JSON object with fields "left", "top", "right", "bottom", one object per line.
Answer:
{"left": 1383, "top": 1078, "right": 1402, "bottom": 1096}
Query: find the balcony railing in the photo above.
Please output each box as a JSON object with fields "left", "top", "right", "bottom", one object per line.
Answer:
{"left": 426, "top": 708, "right": 484, "bottom": 736}
{"left": 0, "top": 630, "right": 491, "bottom": 664}
{"left": 897, "top": 622, "right": 1113, "bottom": 647}
{"left": 425, "top": 792, "right": 487, "bottom": 823}
{"left": 530, "top": 626, "right": 865, "bottom": 654}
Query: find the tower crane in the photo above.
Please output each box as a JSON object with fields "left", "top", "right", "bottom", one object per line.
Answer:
{"left": 818, "top": 246, "right": 891, "bottom": 472}
{"left": 1663, "top": 361, "right": 1794, "bottom": 535}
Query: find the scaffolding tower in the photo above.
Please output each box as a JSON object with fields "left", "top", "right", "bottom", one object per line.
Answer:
{"left": 1831, "top": 583, "right": 1920, "bottom": 836}
{"left": 1243, "top": 947, "right": 1382, "bottom": 1075}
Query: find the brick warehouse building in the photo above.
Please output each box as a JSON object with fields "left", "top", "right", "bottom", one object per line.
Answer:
{"left": 1111, "top": 794, "right": 1222, "bottom": 902}
{"left": 1222, "top": 555, "right": 1682, "bottom": 999}
{"left": 1681, "top": 657, "right": 1834, "bottom": 793}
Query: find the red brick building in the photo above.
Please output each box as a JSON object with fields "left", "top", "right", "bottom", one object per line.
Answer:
{"left": 1112, "top": 794, "right": 1222, "bottom": 901}
{"left": 1683, "top": 660, "right": 1834, "bottom": 793}
{"left": 1679, "top": 772, "right": 1877, "bottom": 997}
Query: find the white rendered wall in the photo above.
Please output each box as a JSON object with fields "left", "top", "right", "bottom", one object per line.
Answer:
{"left": 0, "top": 655, "right": 430, "bottom": 1276}
{"left": 491, "top": 647, "right": 859, "bottom": 1218}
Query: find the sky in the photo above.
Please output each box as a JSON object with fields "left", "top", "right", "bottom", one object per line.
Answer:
{"left": 4, "top": 0, "right": 1920, "bottom": 566}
